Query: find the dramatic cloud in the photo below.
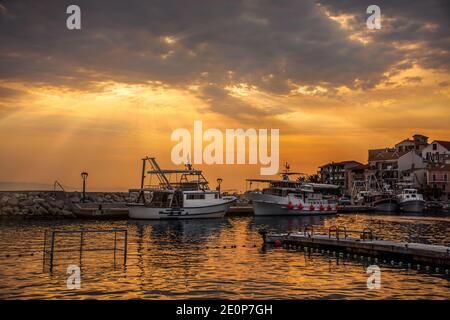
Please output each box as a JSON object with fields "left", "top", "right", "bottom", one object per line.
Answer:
{"left": 2, "top": 1, "right": 447, "bottom": 91}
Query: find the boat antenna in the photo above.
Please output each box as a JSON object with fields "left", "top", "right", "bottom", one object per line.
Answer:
{"left": 185, "top": 153, "right": 193, "bottom": 171}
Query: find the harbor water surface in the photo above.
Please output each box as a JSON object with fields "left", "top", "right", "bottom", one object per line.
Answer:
{"left": 0, "top": 214, "right": 449, "bottom": 299}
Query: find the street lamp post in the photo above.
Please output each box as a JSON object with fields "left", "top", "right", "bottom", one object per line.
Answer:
{"left": 81, "top": 171, "right": 88, "bottom": 203}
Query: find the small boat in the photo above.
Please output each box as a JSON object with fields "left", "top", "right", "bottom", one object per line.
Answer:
{"left": 127, "top": 157, "right": 236, "bottom": 220}
{"left": 397, "top": 188, "right": 426, "bottom": 213}
{"left": 353, "top": 177, "right": 398, "bottom": 213}
{"left": 371, "top": 193, "right": 399, "bottom": 212}
{"left": 246, "top": 163, "right": 339, "bottom": 216}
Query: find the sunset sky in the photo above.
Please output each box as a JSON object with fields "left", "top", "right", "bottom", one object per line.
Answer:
{"left": 0, "top": 0, "right": 449, "bottom": 192}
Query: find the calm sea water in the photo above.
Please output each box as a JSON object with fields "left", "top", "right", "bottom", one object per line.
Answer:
{"left": 0, "top": 214, "right": 449, "bottom": 299}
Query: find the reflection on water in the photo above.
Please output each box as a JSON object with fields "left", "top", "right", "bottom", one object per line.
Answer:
{"left": 0, "top": 214, "right": 449, "bottom": 299}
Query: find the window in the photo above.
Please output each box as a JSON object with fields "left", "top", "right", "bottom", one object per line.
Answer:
{"left": 445, "top": 174, "right": 448, "bottom": 182}
{"left": 186, "top": 194, "right": 205, "bottom": 200}
{"left": 432, "top": 174, "right": 436, "bottom": 182}
{"left": 433, "top": 143, "right": 437, "bottom": 151}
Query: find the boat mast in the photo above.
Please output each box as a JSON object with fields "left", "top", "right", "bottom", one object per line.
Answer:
{"left": 148, "top": 157, "right": 172, "bottom": 190}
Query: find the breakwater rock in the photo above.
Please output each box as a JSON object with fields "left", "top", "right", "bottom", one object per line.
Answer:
{"left": 0, "top": 191, "right": 136, "bottom": 219}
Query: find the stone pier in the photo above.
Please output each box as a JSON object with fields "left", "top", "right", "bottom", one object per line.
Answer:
{"left": 0, "top": 191, "right": 137, "bottom": 219}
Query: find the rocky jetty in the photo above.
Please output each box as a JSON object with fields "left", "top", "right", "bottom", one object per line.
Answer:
{"left": 0, "top": 191, "right": 136, "bottom": 219}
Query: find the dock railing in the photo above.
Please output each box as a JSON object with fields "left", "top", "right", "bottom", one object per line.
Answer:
{"left": 302, "top": 224, "right": 374, "bottom": 241}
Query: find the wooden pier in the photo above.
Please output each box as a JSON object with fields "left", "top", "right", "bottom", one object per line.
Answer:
{"left": 259, "top": 226, "right": 450, "bottom": 267}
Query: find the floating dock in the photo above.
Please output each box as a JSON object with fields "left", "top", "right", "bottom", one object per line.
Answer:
{"left": 72, "top": 203, "right": 128, "bottom": 219}
{"left": 259, "top": 227, "right": 450, "bottom": 267}
{"left": 227, "top": 204, "right": 254, "bottom": 215}
{"left": 337, "top": 205, "right": 373, "bottom": 213}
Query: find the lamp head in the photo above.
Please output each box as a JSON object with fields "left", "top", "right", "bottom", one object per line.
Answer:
{"left": 81, "top": 171, "right": 89, "bottom": 180}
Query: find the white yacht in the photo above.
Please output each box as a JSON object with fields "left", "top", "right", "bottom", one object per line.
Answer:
{"left": 128, "top": 157, "right": 236, "bottom": 220}
{"left": 246, "top": 163, "right": 339, "bottom": 216}
{"left": 396, "top": 188, "right": 425, "bottom": 213}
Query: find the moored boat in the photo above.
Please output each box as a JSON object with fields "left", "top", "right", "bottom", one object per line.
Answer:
{"left": 128, "top": 157, "right": 236, "bottom": 220}
{"left": 371, "top": 191, "right": 399, "bottom": 213}
{"left": 246, "top": 163, "right": 339, "bottom": 216}
{"left": 397, "top": 188, "right": 426, "bottom": 213}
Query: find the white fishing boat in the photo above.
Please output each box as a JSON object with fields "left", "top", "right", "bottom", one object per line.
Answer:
{"left": 246, "top": 163, "right": 339, "bottom": 216}
{"left": 352, "top": 175, "right": 398, "bottom": 213}
{"left": 397, "top": 188, "right": 425, "bottom": 213}
{"left": 128, "top": 157, "right": 236, "bottom": 220}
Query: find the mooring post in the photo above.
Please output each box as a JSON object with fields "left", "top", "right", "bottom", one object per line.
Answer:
{"left": 113, "top": 231, "right": 117, "bottom": 262}
{"left": 42, "top": 230, "right": 47, "bottom": 270}
{"left": 49, "top": 231, "right": 56, "bottom": 272}
{"left": 79, "top": 231, "right": 84, "bottom": 266}
{"left": 123, "top": 230, "right": 128, "bottom": 266}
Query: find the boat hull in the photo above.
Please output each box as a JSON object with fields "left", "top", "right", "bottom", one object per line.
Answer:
{"left": 399, "top": 200, "right": 426, "bottom": 213}
{"left": 372, "top": 198, "right": 399, "bottom": 213}
{"left": 128, "top": 200, "right": 235, "bottom": 220}
{"left": 252, "top": 201, "right": 337, "bottom": 216}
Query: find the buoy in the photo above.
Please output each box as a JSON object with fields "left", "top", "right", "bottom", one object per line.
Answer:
{"left": 374, "top": 258, "right": 378, "bottom": 263}
{"left": 327, "top": 205, "right": 332, "bottom": 211}
{"left": 417, "top": 264, "right": 420, "bottom": 269}
{"left": 445, "top": 269, "right": 449, "bottom": 274}
{"left": 274, "top": 240, "right": 282, "bottom": 248}
{"left": 435, "top": 268, "right": 439, "bottom": 273}
{"left": 309, "top": 204, "right": 315, "bottom": 211}
{"left": 298, "top": 203, "right": 304, "bottom": 210}
{"left": 391, "top": 260, "right": 394, "bottom": 265}
{"left": 287, "top": 202, "right": 294, "bottom": 209}
{"left": 319, "top": 205, "right": 325, "bottom": 211}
